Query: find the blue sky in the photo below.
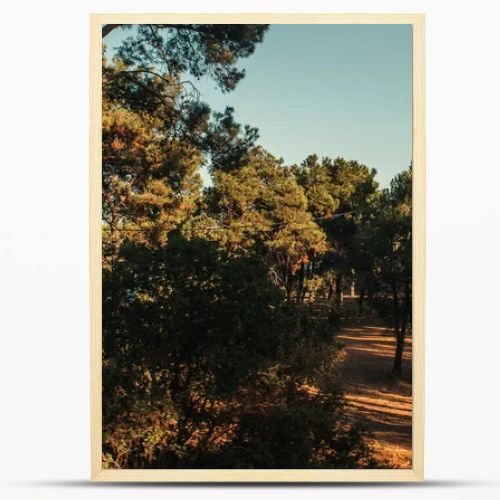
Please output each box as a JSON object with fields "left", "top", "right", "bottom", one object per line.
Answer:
{"left": 105, "top": 24, "right": 412, "bottom": 187}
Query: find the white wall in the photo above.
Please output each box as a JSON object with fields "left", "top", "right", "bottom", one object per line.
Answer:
{"left": 1, "top": 1, "right": 499, "bottom": 498}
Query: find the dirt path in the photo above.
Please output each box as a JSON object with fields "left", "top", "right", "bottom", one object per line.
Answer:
{"left": 338, "top": 324, "right": 412, "bottom": 468}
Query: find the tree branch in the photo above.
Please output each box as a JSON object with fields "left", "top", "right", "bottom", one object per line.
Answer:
{"left": 102, "top": 24, "right": 124, "bottom": 38}
{"left": 104, "top": 70, "right": 176, "bottom": 104}
{"left": 102, "top": 23, "right": 202, "bottom": 39}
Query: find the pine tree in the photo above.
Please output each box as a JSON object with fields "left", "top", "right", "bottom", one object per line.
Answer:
{"left": 368, "top": 167, "right": 412, "bottom": 377}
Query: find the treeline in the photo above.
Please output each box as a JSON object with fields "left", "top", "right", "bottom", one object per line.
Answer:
{"left": 102, "top": 24, "right": 411, "bottom": 469}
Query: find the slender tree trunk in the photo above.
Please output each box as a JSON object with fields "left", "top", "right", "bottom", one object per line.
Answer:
{"left": 327, "top": 277, "right": 335, "bottom": 302}
{"left": 402, "top": 278, "right": 412, "bottom": 334}
{"left": 393, "top": 278, "right": 411, "bottom": 377}
{"left": 297, "top": 261, "right": 305, "bottom": 303}
{"left": 285, "top": 268, "right": 294, "bottom": 302}
{"left": 392, "top": 330, "right": 405, "bottom": 377}
{"left": 390, "top": 279, "right": 404, "bottom": 378}
{"left": 301, "top": 286, "right": 307, "bottom": 303}
{"left": 358, "top": 288, "right": 366, "bottom": 315}
{"left": 335, "top": 273, "right": 343, "bottom": 306}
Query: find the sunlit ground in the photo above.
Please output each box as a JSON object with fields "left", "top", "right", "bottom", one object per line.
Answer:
{"left": 338, "top": 320, "right": 412, "bottom": 469}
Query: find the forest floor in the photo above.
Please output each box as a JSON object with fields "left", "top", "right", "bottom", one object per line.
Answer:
{"left": 337, "top": 301, "right": 412, "bottom": 469}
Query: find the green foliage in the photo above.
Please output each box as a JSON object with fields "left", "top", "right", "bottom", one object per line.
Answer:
{"left": 203, "top": 148, "right": 326, "bottom": 300}
{"left": 107, "top": 24, "right": 269, "bottom": 92}
{"left": 204, "top": 106, "right": 259, "bottom": 172}
{"left": 101, "top": 23, "right": 412, "bottom": 469}
{"left": 293, "top": 155, "right": 381, "bottom": 305}
{"left": 368, "top": 167, "right": 412, "bottom": 332}
{"left": 207, "top": 389, "right": 375, "bottom": 469}
{"left": 103, "top": 233, "right": 373, "bottom": 468}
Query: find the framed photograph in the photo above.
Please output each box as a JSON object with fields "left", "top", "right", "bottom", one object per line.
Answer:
{"left": 90, "top": 13, "right": 425, "bottom": 482}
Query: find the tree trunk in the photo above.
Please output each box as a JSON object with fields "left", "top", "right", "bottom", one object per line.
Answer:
{"left": 335, "top": 273, "right": 343, "bottom": 306}
{"left": 358, "top": 288, "right": 366, "bottom": 315}
{"left": 297, "top": 261, "right": 305, "bottom": 303}
{"left": 285, "top": 268, "right": 294, "bottom": 302}
{"left": 392, "top": 331, "right": 405, "bottom": 377}
{"left": 402, "top": 278, "right": 412, "bottom": 333}
{"left": 300, "top": 282, "right": 307, "bottom": 303}
{"left": 390, "top": 279, "right": 404, "bottom": 377}
{"left": 327, "top": 277, "right": 335, "bottom": 301}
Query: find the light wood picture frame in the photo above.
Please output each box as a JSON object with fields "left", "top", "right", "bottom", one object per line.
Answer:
{"left": 90, "top": 13, "right": 425, "bottom": 482}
